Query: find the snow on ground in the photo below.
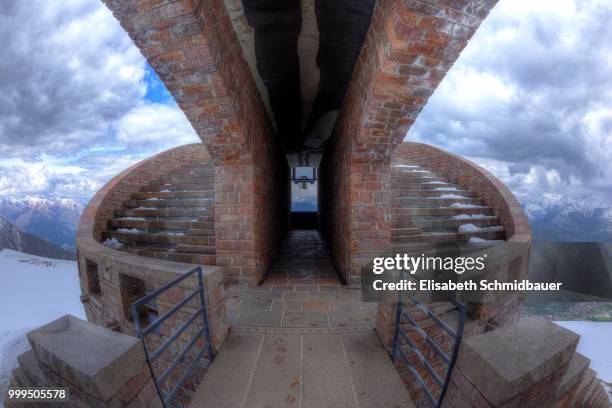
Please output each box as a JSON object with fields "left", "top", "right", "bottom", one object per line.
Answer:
{"left": 0, "top": 249, "right": 84, "bottom": 404}
{"left": 554, "top": 321, "right": 612, "bottom": 384}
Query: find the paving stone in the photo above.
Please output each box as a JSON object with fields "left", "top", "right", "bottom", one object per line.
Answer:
{"left": 334, "top": 300, "right": 364, "bottom": 311}
{"left": 302, "top": 334, "right": 357, "bottom": 408}
{"left": 240, "top": 299, "right": 273, "bottom": 310}
{"left": 310, "top": 291, "right": 338, "bottom": 300}
{"left": 271, "top": 300, "right": 302, "bottom": 311}
{"left": 329, "top": 310, "right": 374, "bottom": 327}
{"left": 235, "top": 309, "right": 283, "bottom": 327}
{"left": 302, "top": 300, "right": 332, "bottom": 312}
{"left": 188, "top": 333, "right": 263, "bottom": 408}
{"left": 241, "top": 334, "right": 302, "bottom": 407}
{"left": 341, "top": 332, "right": 415, "bottom": 407}
{"left": 283, "top": 311, "right": 329, "bottom": 328}
{"left": 283, "top": 291, "right": 309, "bottom": 300}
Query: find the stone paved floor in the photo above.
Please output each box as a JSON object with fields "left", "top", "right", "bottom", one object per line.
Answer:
{"left": 226, "top": 230, "right": 376, "bottom": 330}
{"left": 189, "top": 331, "right": 414, "bottom": 408}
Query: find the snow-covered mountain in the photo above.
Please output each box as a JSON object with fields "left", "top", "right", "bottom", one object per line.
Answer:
{"left": 522, "top": 194, "right": 612, "bottom": 242}
{"left": 0, "top": 197, "right": 84, "bottom": 251}
{"left": 0, "top": 216, "right": 75, "bottom": 260}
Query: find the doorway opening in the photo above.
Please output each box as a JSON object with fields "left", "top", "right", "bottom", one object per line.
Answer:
{"left": 290, "top": 167, "right": 318, "bottom": 229}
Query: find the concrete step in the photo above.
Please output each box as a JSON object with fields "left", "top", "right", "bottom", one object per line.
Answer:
{"left": 391, "top": 227, "right": 422, "bottom": 237}
{"left": 155, "top": 176, "right": 214, "bottom": 184}
{"left": 188, "top": 332, "right": 414, "bottom": 408}
{"left": 120, "top": 208, "right": 213, "bottom": 218}
{"left": 390, "top": 182, "right": 451, "bottom": 190}
{"left": 175, "top": 244, "right": 216, "bottom": 254}
{"left": 17, "top": 350, "right": 49, "bottom": 387}
{"left": 142, "top": 183, "right": 214, "bottom": 192}
{"left": 391, "top": 175, "right": 439, "bottom": 183}
{"left": 392, "top": 189, "right": 475, "bottom": 198}
{"left": 410, "top": 216, "right": 500, "bottom": 229}
{"left": 111, "top": 231, "right": 214, "bottom": 246}
{"left": 112, "top": 219, "right": 195, "bottom": 229}
{"left": 395, "top": 197, "right": 483, "bottom": 207}
{"left": 393, "top": 230, "right": 505, "bottom": 244}
{"left": 132, "top": 190, "right": 214, "bottom": 200}
{"left": 395, "top": 207, "right": 492, "bottom": 217}
{"left": 12, "top": 367, "right": 32, "bottom": 388}
{"left": 125, "top": 198, "right": 213, "bottom": 208}
{"left": 140, "top": 249, "right": 216, "bottom": 264}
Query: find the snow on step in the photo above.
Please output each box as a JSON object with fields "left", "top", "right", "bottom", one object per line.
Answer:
{"left": 448, "top": 203, "right": 485, "bottom": 209}
{"left": 391, "top": 160, "right": 506, "bottom": 247}
{"left": 431, "top": 193, "right": 469, "bottom": 199}
{"left": 105, "top": 161, "right": 216, "bottom": 266}
{"left": 452, "top": 214, "right": 495, "bottom": 220}
{"left": 458, "top": 224, "right": 504, "bottom": 233}
{"left": 116, "top": 228, "right": 142, "bottom": 234}
{"left": 433, "top": 187, "right": 461, "bottom": 191}
{"left": 102, "top": 238, "right": 124, "bottom": 249}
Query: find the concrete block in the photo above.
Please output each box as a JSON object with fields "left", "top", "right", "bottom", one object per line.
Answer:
{"left": 456, "top": 317, "right": 578, "bottom": 406}
{"left": 27, "top": 315, "right": 146, "bottom": 402}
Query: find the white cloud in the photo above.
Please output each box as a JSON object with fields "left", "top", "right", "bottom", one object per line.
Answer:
{"left": 0, "top": 0, "right": 200, "bottom": 200}
{"left": 115, "top": 104, "right": 198, "bottom": 148}
{"left": 408, "top": 0, "right": 612, "bottom": 201}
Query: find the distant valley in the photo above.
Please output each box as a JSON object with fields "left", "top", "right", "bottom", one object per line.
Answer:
{"left": 0, "top": 197, "right": 84, "bottom": 252}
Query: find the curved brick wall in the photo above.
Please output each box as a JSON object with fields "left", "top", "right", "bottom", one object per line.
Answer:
{"left": 376, "top": 142, "right": 532, "bottom": 362}
{"left": 78, "top": 143, "right": 211, "bottom": 243}
{"left": 76, "top": 143, "right": 227, "bottom": 347}
{"left": 393, "top": 142, "right": 531, "bottom": 242}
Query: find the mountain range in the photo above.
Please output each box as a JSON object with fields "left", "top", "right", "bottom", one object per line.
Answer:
{"left": 0, "top": 216, "right": 75, "bottom": 260}
{"left": 521, "top": 195, "right": 612, "bottom": 242}
{"left": 0, "top": 197, "right": 84, "bottom": 252}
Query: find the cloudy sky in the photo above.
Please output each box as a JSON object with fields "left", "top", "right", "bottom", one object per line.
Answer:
{"left": 0, "top": 0, "right": 198, "bottom": 201}
{"left": 0, "top": 0, "right": 610, "bottom": 206}
{"left": 409, "top": 0, "right": 612, "bottom": 204}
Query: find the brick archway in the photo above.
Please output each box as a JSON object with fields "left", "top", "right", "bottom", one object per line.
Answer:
{"left": 102, "top": 0, "right": 497, "bottom": 284}
{"left": 319, "top": 0, "right": 498, "bottom": 282}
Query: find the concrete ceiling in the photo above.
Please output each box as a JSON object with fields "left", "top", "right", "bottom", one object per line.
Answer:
{"left": 223, "top": 0, "right": 375, "bottom": 151}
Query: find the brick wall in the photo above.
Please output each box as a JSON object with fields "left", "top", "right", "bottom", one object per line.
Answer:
{"left": 320, "top": 0, "right": 498, "bottom": 283}
{"left": 79, "top": 143, "right": 210, "bottom": 243}
{"left": 393, "top": 142, "right": 530, "bottom": 240}
{"left": 102, "top": 0, "right": 289, "bottom": 284}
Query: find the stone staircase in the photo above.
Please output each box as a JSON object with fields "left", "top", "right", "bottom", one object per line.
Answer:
{"left": 102, "top": 161, "right": 216, "bottom": 265}
{"left": 391, "top": 162, "right": 506, "bottom": 253}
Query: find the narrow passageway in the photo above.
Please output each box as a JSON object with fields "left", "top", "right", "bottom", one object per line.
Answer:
{"left": 226, "top": 229, "right": 374, "bottom": 330}
{"left": 192, "top": 234, "right": 415, "bottom": 408}
{"left": 263, "top": 229, "right": 341, "bottom": 287}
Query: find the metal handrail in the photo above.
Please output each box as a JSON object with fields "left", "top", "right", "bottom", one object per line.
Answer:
{"left": 390, "top": 273, "right": 466, "bottom": 408}
{"left": 130, "top": 267, "right": 215, "bottom": 407}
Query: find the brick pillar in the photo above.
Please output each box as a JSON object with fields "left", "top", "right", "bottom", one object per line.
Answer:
{"left": 320, "top": 0, "right": 498, "bottom": 283}
{"left": 102, "top": 0, "right": 289, "bottom": 284}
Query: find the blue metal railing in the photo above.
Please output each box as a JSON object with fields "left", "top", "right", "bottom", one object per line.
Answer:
{"left": 131, "top": 267, "right": 214, "bottom": 407}
{"left": 391, "top": 278, "right": 466, "bottom": 407}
